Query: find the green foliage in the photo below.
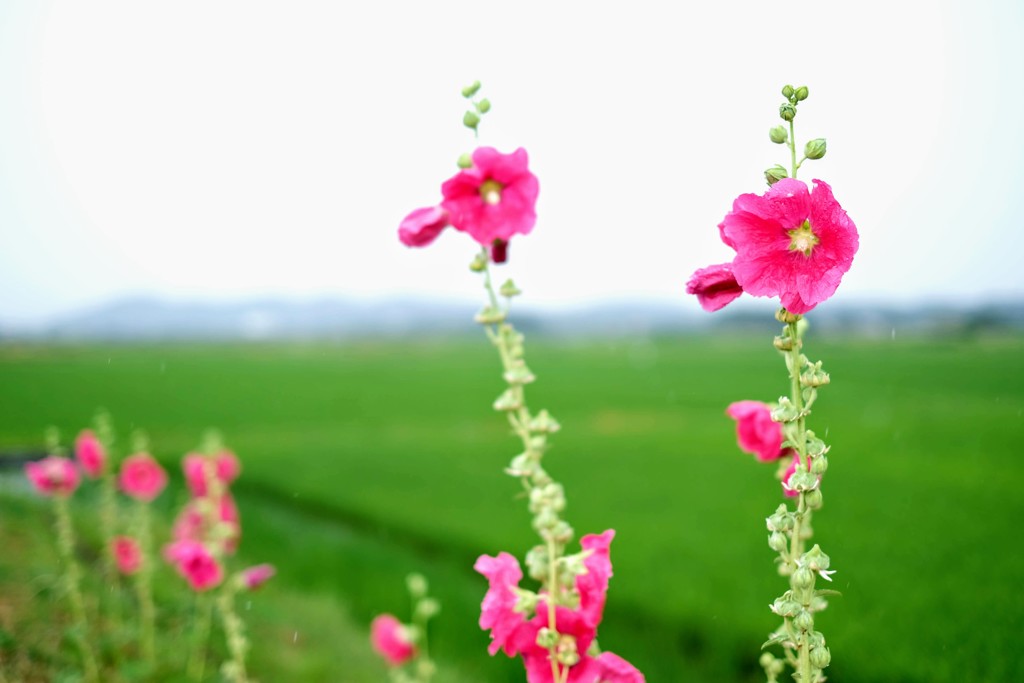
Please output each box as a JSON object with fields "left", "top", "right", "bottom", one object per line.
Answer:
{"left": 1, "top": 334, "right": 1022, "bottom": 682}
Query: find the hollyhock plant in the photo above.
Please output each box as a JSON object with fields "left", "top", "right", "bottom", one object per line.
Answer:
{"left": 119, "top": 452, "right": 168, "bottom": 501}
{"left": 74, "top": 429, "right": 106, "bottom": 478}
{"left": 25, "top": 456, "right": 80, "bottom": 497}
{"left": 370, "top": 614, "right": 417, "bottom": 666}
{"left": 726, "top": 400, "right": 785, "bottom": 462}
{"left": 113, "top": 536, "right": 142, "bottom": 575}
{"left": 692, "top": 85, "right": 848, "bottom": 683}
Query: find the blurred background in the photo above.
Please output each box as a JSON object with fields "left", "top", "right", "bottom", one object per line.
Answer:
{"left": 1, "top": 1, "right": 1022, "bottom": 681}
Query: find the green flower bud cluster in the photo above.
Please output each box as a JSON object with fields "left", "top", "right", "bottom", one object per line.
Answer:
{"left": 461, "top": 80, "right": 492, "bottom": 135}
{"left": 768, "top": 84, "right": 827, "bottom": 186}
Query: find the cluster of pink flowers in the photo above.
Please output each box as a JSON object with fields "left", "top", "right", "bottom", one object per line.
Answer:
{"left": 163, "top": 450, "right": 242, "bottom": 591}
{"left": 398, "top": 147, "right": 539, "bottom": 263}
{"left": 475, "top": 530, "right": 644, "bottom": 683}
{"left": 687, "top": 178, "right": 858, "bottom": 315}
{"left": 726, "top": 401, "right": 806, "bottom": 497}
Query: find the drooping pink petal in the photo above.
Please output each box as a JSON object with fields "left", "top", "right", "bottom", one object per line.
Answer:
{"left": 118, "top": 452, "right": 168, "bottom": 502}
{"left": 25, "top": 456, "right": 80, "bottom": 497}
{"left": 577, "top": 530, "right": 615, "bottom": 628}
{"left": 686, "top": 263, "right": 744, "bottom": 312}
{"left": 241, "top": 564, "right": 275, "bottom": 591}
{"left": 726, "top": 401, "right": 785, "bottom": 462}
{"left": 74, "top": 430, "right": 106, "bottom": 478}
{"left": 595, "top": 651, "right": 646, "bottom": 683}
{"left": 475, "top": 552, "right": 531, "bottom": 656}
{"left": 398, "top": 206, "right": 451, "bottom": 247}
{"left": 370, "top": 614, "right": 417, "bottom": 666}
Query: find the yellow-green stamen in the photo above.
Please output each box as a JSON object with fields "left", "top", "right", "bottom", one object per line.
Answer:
{"left": 480, "top": 179, "right": 503, "bottom": 205}
{"left": 788, "top": 220, "right": 818, "bottom": 256}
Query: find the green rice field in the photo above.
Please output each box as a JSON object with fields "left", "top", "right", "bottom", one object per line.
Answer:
{"left": 1, "top": 330, "right": 1022, "bottom": 682}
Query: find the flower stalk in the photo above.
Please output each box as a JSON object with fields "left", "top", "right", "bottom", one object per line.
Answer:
{"left": 133, "top": 500, "right": 157, "bottom": 664}
{"left": 216, "top": 581, "right": 250, "bottom": 683}
{"left": 53, "top": 495, "right": 99, "bottom": 683}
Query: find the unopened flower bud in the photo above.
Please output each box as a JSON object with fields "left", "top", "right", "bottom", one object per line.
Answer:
{"left": 556, "top": 634, "right": 581, "bottom": 667}
{"left": 779, "top": 103, "right": 796, "bottom": 121}
{"left": 768, "top": 531, "right": 788, "bottom": 552}
{"left": 804, "top": 544, "right": 830, "bottom": 572}
{"left": 791, "top": 566, "right": 815, "bottom": 590}
{"left": 794, "top": 609, "right": 815, "bottom": 632}
{"left": 406, "top": 573, "right": 428, "bottom": 599}
{"left": 773, "top": 334, "right": 794, "bottom": 351}
{"left": 804, "top": 489, "right": 823, "bottom": 510}
{"left": 795, "top": 86, "right": 809, "bottom": 102}
{"left": 551, "top": 521, "right": 574, "bottom": 544}
{"left": 770, "top": 597, "right": 799, "bottom": 617}
{"left": 810, "top": 455, "right": 828, "bottom": 475}
{"left": 461, "top": 80, "right": 482, "bottom": 98}
{"left": 765, "top": 164, "right": 789, "bottom": 186}
{"left": 536, "top": 627, "right": 558, "bottom": 649}
{"left": 810, "top": 646, "right": 831, "bottom": 668}
{"left": 771, "top": 398, "right": 799, "bottom": 423}
{"left": 503, "top": 365, "right": 536, "bottom": 385}
{"left": 477, "top": 98, "right": 491, "bottom": 113}
{"left": 775, "top": 308, "right": 802, "bottom": 324}
{"left": 493, "top": 389, "right": 522, "bottom": 412}
{"left": 759, "top": 653, "right": 775, "bottom": 669}
{"left": 769, "top": 125, "right": 788, "bottom": 144}
{"left": 463, "top": 111, "right": 480, "bottom": 129}
{"left": 415, "top": 598, "right": 440, "bottom": 620}
{"left": 804, "top": 138, "right": 827, "bottom": 160}
{"left": 469, "top": 252, "right": 487, "bottom": 272}
{"left": 499, "top": 279, "right": 521, "bottom": 297}
{"left": 530, "top": 410, "right": 561, "bottom": 434}
{"left": 781, "top": 84, "right": 795, "bottom": 99}
{"left": 475, "top": 306, "right": 506, "bottom": 324}
{"left": 457, "top": 152, "right": 473, "bottom": 169}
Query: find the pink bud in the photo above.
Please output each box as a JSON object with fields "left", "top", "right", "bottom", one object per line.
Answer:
{"left": 74, "top": 430, "right": 106, "bottom": 478}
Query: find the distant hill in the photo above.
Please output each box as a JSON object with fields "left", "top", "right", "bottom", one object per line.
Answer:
{"left": 1, "top": 296, "right": 1021, "bottom": 341}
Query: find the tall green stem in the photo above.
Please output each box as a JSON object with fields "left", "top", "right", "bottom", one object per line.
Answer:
{"left": 216, "top": 584, "right": 250, "bottom": 683}
{"left": 789, "top": 119, "right": 798, "bottom": 179}
{"left": 54, "top": 497, "right": 99, "bottom": 683}
{"left": 135, "top": 502, "right": 156, "bottom": 664}
{"left": 188, "top": 593, "right": 214, "bottom": 681}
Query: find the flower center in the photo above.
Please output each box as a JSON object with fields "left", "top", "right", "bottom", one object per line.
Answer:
{"left": 480, "top": 179, "right": 503, "bottom": 205}
{"left": 788, "top": 220, "right": 819, "bottom": 256}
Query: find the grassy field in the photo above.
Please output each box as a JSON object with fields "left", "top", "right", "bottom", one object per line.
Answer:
{"left": 1, "top": 330, "right": 1022, "bottom": 682}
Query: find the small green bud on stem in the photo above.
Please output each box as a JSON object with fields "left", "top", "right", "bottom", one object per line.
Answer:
{"left": 765, "top": 165, "right": 789, "bottom": 186}
{"left": 463, "top": 111, "right": 481, "bottom": 130}
{"left": 804, "top": 138, "right": 827, "bottom": 160}
{"left": 457, "top": 152, "right": 473, "bottom": 169}
{"left": 779, "top": 103, "right": 796, "bottom": 122}
{"left": 782, "top": 85, "right": 795, "bottom": 99}
{"left": 769, "top": 125, "right": 789, "bottom": 144}
{"left": 795, "top": 86, "right": 809, "bottom": 101}
{"left": 477, "top": 98, "right": 491, "bottom": 113}
{"left": 461, "top": 80, "right": 482, "bottom": 98}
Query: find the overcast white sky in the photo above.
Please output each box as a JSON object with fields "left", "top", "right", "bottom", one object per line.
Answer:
{"left": 1, "top": 0, "right": 1023, "bottom": 326}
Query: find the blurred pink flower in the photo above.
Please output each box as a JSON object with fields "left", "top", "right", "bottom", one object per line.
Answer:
{"left": 686, "top": 263, "right": 744, "bottom": 312}
{"left": 74, "top": 429, "right": 106, "bottom": 478}
{"left": 475, "top": 530, "right": 644, "bottom": 682}
{"left": 241, "top": 564, "right": 275, "bottom": 591}
{"left": 183, "top": 450, "right": 241, "bottom": 497}
{"left": 398, "top": 206, "right": 451, "bottom": 247}
{"left": 440, "top": 147, "right": 539, "bottom": 261}
{"left": 172, "top": 493, "right": 241, "bottom": 555}
{"left": 25, "top": 456, "right": 80, "bottom": 497}
{"left": 113, "top": 536, "right": 142, "bottom": 575}
{"left": 164, "top": 540, "right": 223, "bottom": 591}
{"left": 720, "top": 178, "right": 858, "bottom": 314}
{"left": 370, "top": 614, "right": 416, "bottom": 666}
{"left": 726, "top": 401, "right": 785, "bottom": 462}
{"left": 119, "top": 452, "right": 168, "bottom": 502}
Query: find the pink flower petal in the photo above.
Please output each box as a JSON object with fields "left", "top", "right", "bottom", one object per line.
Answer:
{"left": 726, "top": 401, "right": 785, "bottom": 462}
{"left": 686, "top": 263, "right": 744, "bottom": 312}
{"left": 398, "top": 206, "right": 451, "bottom": 247}
{"left": 370, "top": 614, "right": 416, "bottom": 666}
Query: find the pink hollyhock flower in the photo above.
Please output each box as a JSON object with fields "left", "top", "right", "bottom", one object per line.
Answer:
{"left": 475, "top": 530, "right": 645, "bottom": 683}
{"left": 398, "top": 206, "right": 451, "bottom": 247}
{"left": 240, "top": 564, "right": 275, "bottom": 591}
{"left": 726, "top": 401, "right": 785, "bottom": 462}
{"left": 370, "top": 614, "right": 417, "bottom": 666}
{"left": 720, "top": 178, "right": 858, "bottom": 314}
{"left": 475, "top": 552, "right": 531, "bottom": 656}
{"left": 686, "top": 263, "right": 744, "bottom": 312}
{"left": 118, "top": 452, "right": 168, "bottom": 502}
{"left": 440, "top": 147, "right": 539, "bottom": 261}
{"left": 164, "top": 539, "right": 223, "bottom": 591}
{"left": 113, "top": 536, "right": 142, "bottom": 575}
{"left": 74, "top": 429, "right": 106, "bottom": 478}
{"left": 25, "top": 456, "right": 80, "bottom": 497}
{"left": 182, "top": 450, "right": 241, "bottom": 497}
